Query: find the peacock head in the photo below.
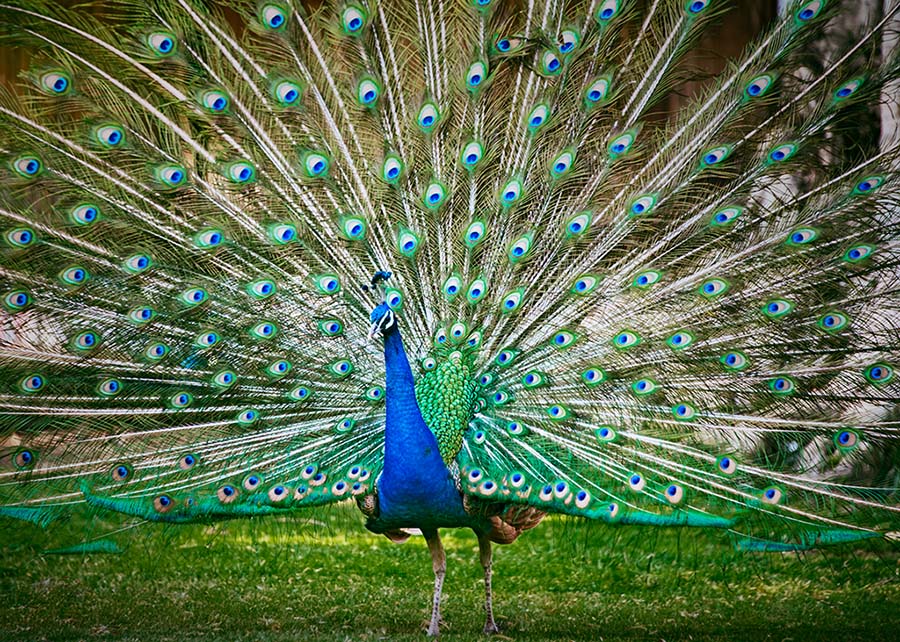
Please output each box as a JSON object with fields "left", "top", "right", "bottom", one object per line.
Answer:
{"left": 369, "top": 303, "right": 397, "bottom": 339}
{"left": 366, "top": 270, "right": 397, "bottom": 339}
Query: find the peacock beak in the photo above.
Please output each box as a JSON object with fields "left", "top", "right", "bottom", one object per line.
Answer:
{"left": 368, "top": 321, "right": 380, "bottom": 341}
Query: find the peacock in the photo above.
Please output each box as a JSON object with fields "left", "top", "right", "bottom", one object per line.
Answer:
{"left": 1, "top": 0, "right": 899, "bottom": 635}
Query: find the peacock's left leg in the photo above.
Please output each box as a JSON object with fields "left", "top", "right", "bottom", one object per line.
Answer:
{"left": 424, "top": 529, "right": 445, "bottom": 637}
{"left": 477, "top": 532, "right": 499, "bottom": 634}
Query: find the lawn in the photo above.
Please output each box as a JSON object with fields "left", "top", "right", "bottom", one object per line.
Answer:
{"left": 1, "top": 505, "right": 898, "bottom": 641}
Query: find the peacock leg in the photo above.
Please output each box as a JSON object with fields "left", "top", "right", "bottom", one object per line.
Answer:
{"left": 477, "top": 532, "right": 499, "bottom": 634}
{"left": 424, "top": 529, "right": 446, "bottom": 637}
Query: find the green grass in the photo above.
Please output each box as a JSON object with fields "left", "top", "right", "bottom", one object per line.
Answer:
{"left": 1, "top": 506, "right": 898, "bottom": 641}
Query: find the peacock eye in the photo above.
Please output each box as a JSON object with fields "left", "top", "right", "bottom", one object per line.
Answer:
{"left": 594, "top": 426, "right": 617, "bottom": 443}
{"left": 98, "top": 378, "right": 122, "bottom": 397}
{"left": 491, "top": 390, "right": 511, "bottom": 406}
{"left": 179, "top": 453, "right": 198, "bottom": 470}
{"left": 546, "top": 404, "right": 570, "bottom": 420}
{"left": 72, "top": 331, "right": 100, "bottom": 351}
{"left": 217, "top": 485, "right": 238, "bottom": 503}
{"left": 442, "top": 274, "right": 462, "bottom": 299}
{"left": 40, "top": 71, "right": 70, "bottom": 95}
{"left": 201, "top": 90, "right": 229, "bottom": 113}
{"left": 864, "top": 363, "right": 893, "bottom": 385}
{"left": 273, "top": 80, "right": 302, "bottom": 105}
{"left": 318, "top": 319, "right": 344, "bottom": 336}
{"left": 466, "top": 330, "right": 482, "bottom": 348}
{"left": 13, "top": 155, "right": 43, "bottom": 178}
{"left": 664, "top": 483, "right": 684, "bottom": 504}
{"left": 70, "top": 203, "right": 100, "bottom": 226}
{"left": 842, "top": 244, "right": 873, "bottom": 263}
{"left": 686, "top": 0, "right": 711, "bottom": 14}
{"left": 466, "top": 278, "right": 487, "bottom": 304}
{"left": 212, "top": 370, "right": 237, "bottom": 388}
{"left": 628, "top": 472, "right": 646, "bottom": 491}
{"left": 785, "top": 227, "right": 818, "bottom": 246}
{"left": 745, "top": 72, "right": 775, "bottom": 98}
{"left": 249, "top": 321, "right": 278, "bottom": 340}
{"left": 500, "top": 178, "right": 523, "bottom": 205}
{"left": 313, "top": 274, "right": 341, "bottom": 294}
{"left": 500, "top": 289, "right": 524, "bottom": 313}
{"left": 460, "top": 141, "right": 484, "bottom": 170}
{"left": 153, "top": 495, "right": 174, "bottom": 513}
{"left": 550, "top": 150, "right": 574, "bottom": 178}
{"left": 527, "top": 104, "right": 550, "bottom": 132}
{"left": 631, "top": 378, "right": 658, "bottom": 396}
{"left": 495, "top": 348, "right": 517, "bottom": 367}
{"left": 423, "top": 181, "right": 447, "bottom": 209}
{"left": 417, "top": 103, "right": 440, "bottom": 131}
{"left": 124, "top": 253, "right": 152, "bottom": 274}
{"left": 720, "top": 351, "right": 749, "bottom": 371}
{"left": 666, "top": 331, "right": 694, "bottom": 350}
{"left": 156, "top": 164, "right": 187, "bottom": 187}
{"left": 565, "top": 211, "right": 592, "bottom": 237}
{"left": 6, "top": 227, "right": 35, "bottom": 248}
{"left": 571, "top": 274, "right": 600, "bottom": 295}
{"left": 507, "top": 232, "right": 534, "bottom": 263}
{"left": 761, "top": 486, "right": 784, "bottom": 505}
{"left": 853, "top": 175, "right": 884, "bottom": 194}
{"left": 632, "top": 270, "right": 661, "bottom": 289}
{"left": 581, "top": 367, "right": 606, "bottom": 386}
{"left": 397, "top": 228, "right": 420, "bottom": 256}
{"left": 766, "top": 142, "right": 798, "bottom": 164}
{"left": 268, "top": 223, "right": 297, "bottom": 245}
{"left": 834, "top": 429, "right": 860, "bottom": 451}
{"left": 59, "top": 265, "right": 90, "bottom": 286}
{"left": 608, "top": 132, "right": 635, "bottom": 157}
{"left": 170, "top": 392, "right": 193, "bottom": 409}
{"left": 700, "top": 145, "right": 731, "bottom": 168}
{"left": 341, "top": 5, "right": 367, "bottom": 34}
{"left": 672, "top": 402, "right": 697, "bottom": 420}
{"left": 302, "top": 151, "right": 329, "bottom": 177}
{"left": 817, "top": 311, "right": 849, "bottom": 333}
{"left": 365, "top": 386, "right": 384, "bottom": 401}
{"left": 466, "top": 61, "right": 487, "bottom": 89}
{"left": 19, "top": 374, "right": 45, "bottom": 393}
{"left": 699, "top": 278, "right": 729, "bottom": 298}
{"left": 226, "top": 161, "right": 256, "bottom": 184}
{"left": 541, "top": 50, "right": 562, "bottom": 75}
{"left": 145, "top": 342, "right": 169, "bottom": 361}
{"left": 613, "top": 330, "right": 640, "bottom": 349}
{"left": 584, "top": 77, "right": 611, "bottom": 106}
{"left": 357, "top": 78, "right": 381, "bottom": 106}
{"left": 478, "top": 372, "right": 494, "bottom": 386}
{"left": 551, "top": 330, "right": 576, "bottom": 349}
{"left": 243, "top": 474, "right": 263, "bottom": 491}
{"left": 382, "top": 155, "right": 404, "bottom": 183}
{"left": 711, "top": 205, "right": 743, "bottom": 226}
{"left": 194, "top": 228, "right": 225, "bottom": 248}
{"left": 3, "top": 289, "right": 32, "bottom": 312}
{"left": 111, "top": 463, "right": 131, "bottom": 481}
{"left": 288, "top": 385, "right": 311, "bottom": 401}
{"left": 716, "top": 456, "right": 738, "bottom": 475}
{"left": 559, "top": 30, "right": 579, "bottom": 54}
{"left": 128, "top": 306, "right": 156, "bottom": 325}
{"left": 328, "top": 359, "right": 353, "bottom": 378}
{"left": 762, "top": 299, "right": 793, "bottom": 319}
{"left": 260, "top": 3, "right": 288, "bottom": 29}
{"left": 146, "top": 32, "right": 177, "bottom": 56}
{"left": 450, "top": 322, "right": 468, "bottom": 341}
{"left": 596, "top": 0, "right": 621, "bottom": 21}
{"left": 246, "top": 279, "right": 276, "bottom": 299}
{"left": 629, "top": 194, "right": 657, "bottom": 217}
{"left": 795, "top": 0, "right": 824, "bottom": 22}
{"left": 507, "top": 422, "right": 528, "bottom": 437}
{"left": 266, "top": 359, "right": 292, "bottom": 378}
{"left": 193, "top": 330, "right": 218, "bottom": 348}
{"left": 179, "top": 287, "right": 208, "bottom": 306}
{"left": 237, "top": 409, "right": 259, "bottom": 425}
{"left": 422, "top": 357, "right": 437, "bottom": 371}
{"left": 93, "top": 124, "right": 125, "bottom": 148}
{"left": 768, "top": 376, "right": 796, "bottom": 395}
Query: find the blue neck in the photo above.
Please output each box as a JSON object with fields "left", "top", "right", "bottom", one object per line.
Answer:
{"left": 376, "top": 328, "right": 467, "bottom": 525}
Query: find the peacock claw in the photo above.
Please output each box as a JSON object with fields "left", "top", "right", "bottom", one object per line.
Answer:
{"left": 483, "top": 621, "right": 500, "bottom": 635}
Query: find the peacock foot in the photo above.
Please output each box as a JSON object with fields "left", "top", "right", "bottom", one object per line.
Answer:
{"left": 483, "top": 621, "right": 500, "bottom": 635}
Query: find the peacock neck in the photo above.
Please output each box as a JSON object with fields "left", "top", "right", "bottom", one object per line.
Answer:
{"left": 376, "top": 328, "right": 468, "bottom": 527}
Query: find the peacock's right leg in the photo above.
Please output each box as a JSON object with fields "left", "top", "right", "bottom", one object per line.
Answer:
{"left": 424, "top": 529, "right": 445, "bottom": 637}
{"left": 477, "top": 531, "right": 500, "bottom": 634}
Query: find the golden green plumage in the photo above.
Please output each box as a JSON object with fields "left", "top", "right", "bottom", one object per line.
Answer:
{"left": 416, "top": 353, "right": 478, "bottom": 464}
